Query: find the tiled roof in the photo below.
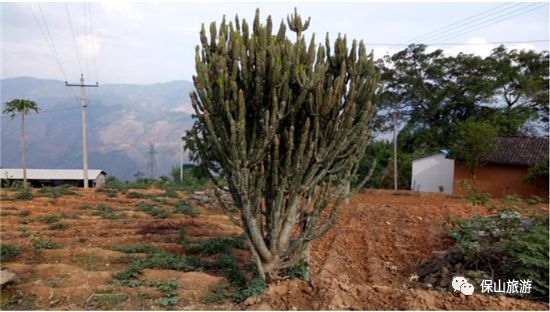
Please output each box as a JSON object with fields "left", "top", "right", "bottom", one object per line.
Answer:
{"left": 486, "top": 136, "right": 548, "bottom": 167}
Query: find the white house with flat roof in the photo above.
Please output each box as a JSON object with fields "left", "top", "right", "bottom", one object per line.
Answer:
{"left": 411, "top": 150, "right": 454, "bottom": 194}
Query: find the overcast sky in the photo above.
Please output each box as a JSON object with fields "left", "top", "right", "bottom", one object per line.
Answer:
{"left": 2, "top": 1, "right": 548, "bottom": 84}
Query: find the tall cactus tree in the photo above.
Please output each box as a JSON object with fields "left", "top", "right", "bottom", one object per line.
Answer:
{"left": 187, "top": 9, "right": 379, "bottom": 281}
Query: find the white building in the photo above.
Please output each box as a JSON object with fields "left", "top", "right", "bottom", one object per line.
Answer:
{"left": 0, "top": 169, "right": 107, "bottom": 188}
{"left": 411, "top": 150, "right": 454, "bottom": 194}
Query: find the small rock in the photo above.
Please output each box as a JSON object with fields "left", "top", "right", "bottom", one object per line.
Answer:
{"left": 0, "top": 270, "right": 16, "bottom": 286}
{"left": 385, "top": 221, "right": 391, "bottom": 225}
{"left": 426, "top": 283, "right": 433, "bottom": 288}
{"left": 417, "top": 216, "right": 423, "bottom": 221}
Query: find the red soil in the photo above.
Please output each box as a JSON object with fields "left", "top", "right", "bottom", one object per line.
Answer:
{"left": 1, "top": 188, "right": 547, "bottom": 310}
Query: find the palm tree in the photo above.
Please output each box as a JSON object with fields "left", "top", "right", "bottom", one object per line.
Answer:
{"left": 3, "top": 99, "right": 40, "bottom": 188}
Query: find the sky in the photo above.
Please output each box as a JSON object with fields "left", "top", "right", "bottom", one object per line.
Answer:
{"left": 1, "top": 1, "right": 549, "bottom": 84}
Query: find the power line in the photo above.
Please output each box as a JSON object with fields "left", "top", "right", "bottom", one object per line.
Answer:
{"left": 83, "top": 3, "right": 90, "bottom": 79}
{"left": 364, "top": 39, "right": 549, "bottom": 48}
{"left": 404, "top": 3, "right": 524, "bottom": 44}
{"left": 64, "top": 3, "right": 83, "bottom": 75}
{"left": 27, "top": 3, "right": 79, "bottom": 104}
{"left": 428, "top": 4, "right": 547, "bottom": 43}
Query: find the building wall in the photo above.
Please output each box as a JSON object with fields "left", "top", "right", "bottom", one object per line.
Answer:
{"left": 94, "top": 174, "right": 106, "bottom": 188}
{"left": 453, "top": 162, "right": 548, "bottom": 198}
{"left": 411, "top": 153, "right": 455, "bottom": 194}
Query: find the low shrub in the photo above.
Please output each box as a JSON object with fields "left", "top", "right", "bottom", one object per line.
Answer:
{"left": 173, "top": 201, "right": 198, "bottom": 217}
{"left": 14, "top": 188, "right": 33, "bottom": 200}
{"left": 38, "top": 185, "right": 76, "bottom": 198}
{"left": 136, "top": 202, "right": 172, "bottom": 219}
{"left": 111, "top": 244, "right": 160, "bottom": 254}
{"left": 47, "top": 222, "right": 70, "bottom": 230}
{"left": 448, "top": 206, "right": 549, "bottom": 298}
{"left": 0, "top": 244, "right": 20, "bottom": 261}
{"left": 198, "top": 236, "right": 245, "bottom": 255}
{"left": 37, "top": 214, "right": 61, "bottom": 224}
{"left": 29, "top": 235, "right": 62, "bottom": 250}
{"left": 113, "top": 251, "right": 202, "bottom": 281}
{"left": 92, "top": 204, "right": 126, "bottom": 220}
{"left": 17, "top": 209, "right": 31, "bottom": 217}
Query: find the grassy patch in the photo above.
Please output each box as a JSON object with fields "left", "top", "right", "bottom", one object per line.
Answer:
{"left": 111, "top": 244, "right": 160, "bottom": 254}
{"left": 38, "top": 185, "right": 76, "bottom": 198}
{"left": 88, "top": 292, "right": 129, "bottom": 310}
{"left": 75, "top": 204, "right": 93, "bottom": 210}
{"left": 37, "top": 214, "right": 61, "bottom": 224}
{"left": 0, "top": 244, "right": 20, "bottom": 261}
{"left": 136, "top": 202, "right": 172, "bottom": 219}
{"left": 113, "top": 251, "right": 202, "bottom": 280}
{"left": 29, "top": 235, "right": 62, "bottom": 250}
{"left": 111, "top": 279, "right": 179, "bottom": 307}
{"left": 17, "top": 209, "right": 31, "bottom": 217}
{"left": 47, "top": 222, "right": 70, "bottom": 230}
{"left": 91, "top": 204, "right": 126, "bottom": 220}
{"left": 173, "top": 201, "right": 199, "bottom": 217}
{"left": 198, "top": 236, "right": 245, "bottom": 255}
{"left": 13, "top": 189, "right": 33, "bottom": 200}
{"left": 127, "top": 192, "right": 156, "bottom": 199}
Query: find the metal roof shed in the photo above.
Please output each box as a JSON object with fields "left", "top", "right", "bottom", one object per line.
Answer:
{"left": 0, "top": 169, "right": 107, "bottom": 188}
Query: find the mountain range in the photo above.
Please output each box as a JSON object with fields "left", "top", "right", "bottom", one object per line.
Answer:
{"left": 1, "top": 77, "right": 196, "bottom": 180}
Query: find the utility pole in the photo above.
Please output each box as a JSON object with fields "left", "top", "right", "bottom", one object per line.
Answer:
{"left": 148, "top": 143, "right": 157, "bottom": 179}
{"left": 392, "top": 110, "right": 398, "bottom": 190}
{"left": 66, "top": 74, "right": 98, "bottom": 189}
{"left": 180, "top": 134, "right": 186, "bottom": 182}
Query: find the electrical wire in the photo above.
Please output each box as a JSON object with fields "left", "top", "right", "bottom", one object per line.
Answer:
{"left": 404, "top": 3, "right": 524, "bottom": 44}
{"left": 27, "top": 3, "right": 80, "bottom": 104}
{"left": 364, "top": 39, "right": 549, "bottom": 48}
{"left": 64, "top": 3, "right": 83, "bottom": 75}
{"left": 428, "top": 4, "right": 547, "bottom": 43}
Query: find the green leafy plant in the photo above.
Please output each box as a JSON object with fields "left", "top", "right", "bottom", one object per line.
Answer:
{"left": 111, "top": 244, "right": 160, "bottom": 254}
{"left": 14, "top": 188, "right": 33, "bottom": 200}
{"left": 37, "top": 214, "right": 61, "bottom": 224}
{"left": 136, "top": 202, "right": 172, "bottom": 218}
{"left": 47, "top": 222, "right": 70, "bottom": 230}
{"left": 0, "top": 244, "right": 20, "bottom": 261}
{"left": 448, "top": 206, "right": 549, "bottom": 298}
{"left": 92, "top": 204, "right": 126, "bottom": 220}
{"left": 38, "top": 185, "right": 76, "bottom": 198}
{"left": 29, "top": 234, "right": 62, "bottom": 250}
{"left": 173, "top": 201, "right": 198, "bottom": 217}
{"left": 198, "top": 236, "right": 245, "bottom": 255}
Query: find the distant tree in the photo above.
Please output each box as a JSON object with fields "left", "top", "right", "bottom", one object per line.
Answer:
{"left": 525, "top": 157, "right": 549, "bottom": 185}
{"left": 449, "top": 119, "right": 498, "bottom": 187}
{"left": 186, "top": 9, "right": 379, "bottom": 280}
{"left": 376, "top": 45, "right": 496, "bottom": 152}
{"left": 488, "top": 46, "right": 549, "bottom": 129}
{"left": 3, "top": 99, "right": 40, "bottom": 188}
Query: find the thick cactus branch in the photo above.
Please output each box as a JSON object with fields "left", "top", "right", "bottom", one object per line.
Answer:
{"left": 187, "top": 9, "right": 379, "bottom": 281}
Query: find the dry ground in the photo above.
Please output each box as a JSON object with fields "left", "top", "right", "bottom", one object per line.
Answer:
{"left": 0, "top": 187, "right": 548, "bottom": 310}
